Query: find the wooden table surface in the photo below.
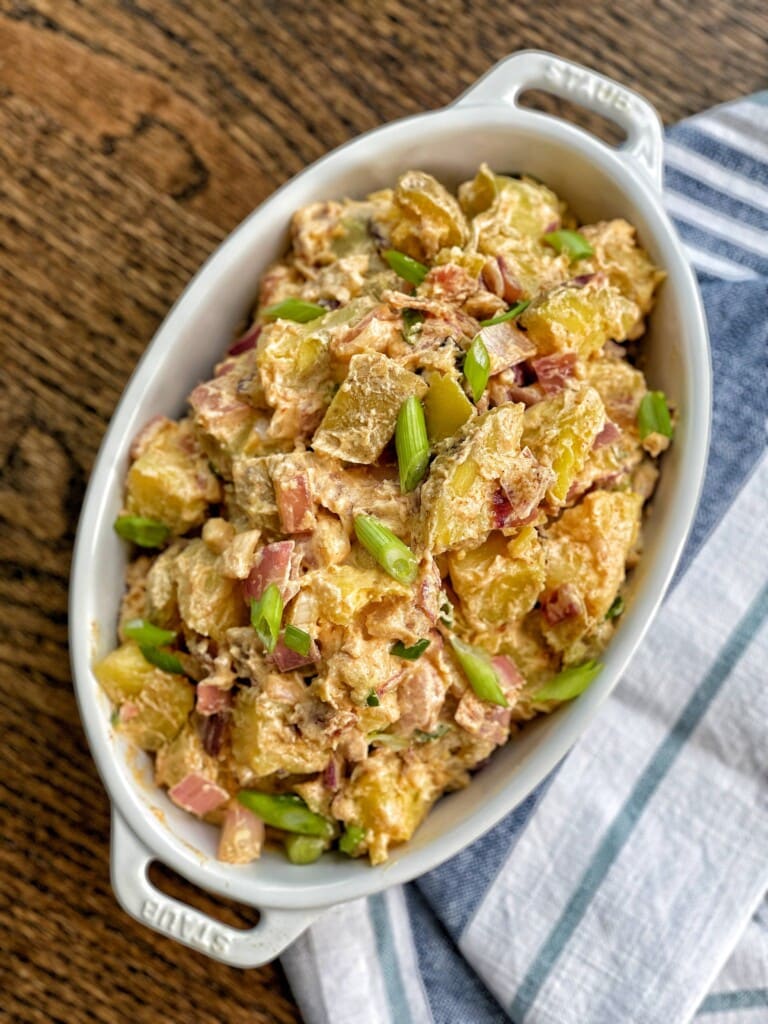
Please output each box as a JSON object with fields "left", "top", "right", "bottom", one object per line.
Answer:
{"left": 1, "top": 2, "right": 765, "bottom": 1021}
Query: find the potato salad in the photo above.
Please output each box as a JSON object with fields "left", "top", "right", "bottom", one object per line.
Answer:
{"left": 95, "top": 165, "right": 672, "bottom": 866}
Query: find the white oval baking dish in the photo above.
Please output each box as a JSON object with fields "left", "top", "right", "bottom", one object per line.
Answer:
{"left": 70, "top": 50, "right": 711, "bottom": 967}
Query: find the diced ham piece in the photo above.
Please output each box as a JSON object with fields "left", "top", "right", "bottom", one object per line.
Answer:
{"left": 118, "top": 701, "right": 139, "bottom": 723}
{"left": 481, "top": 256, "right": 525, "bottom": 303}
{"left": 227, "top": 323, "right": 262, "bottom": 356}
{"left": 323, "top": 753, "right": 343, "bottom": 792}
{"left": 479, "top": 322, "right": 537, "bottom": 375}
{"left": 454, "top": 690, "right": 511, "bottom": 746}
{"left": 129, "top": 415, "right": 165, "bottom": 460}
{"left": 397, "top": 660, "right": 446, "bottom": 733}
{"left": 168, "top": 773, "right": 229, "bottom": 816}
{"left": 491, "top": 655, "right": 525, "bottom": 692}
{"left": 421, "top": 264, "right": 479, "bottom": 304}
{"left": 244, "top": 540, "right": 296, "bottom": 601}
{"left": 532, "top": 352, "right": 578, "bottom": 395}
{"left": 592, "top": 419, "right": 622, "bottom": 449}
{"left": 541, "top": 584, "right": 585, "bottom": 626}
{"left": 218, "top": 804, "right": 265, "bottom": 864}
{"left": 196, "top": 683, "right": 232, "bottom": 716}
{"left": 272, "top": 469, "right": 315, "bottom": 534}
{"left": 270, "top": 636, "right": 319, "bottom": 672}
{"left": 495, "top": 448, "right": 554, "bottom": 529}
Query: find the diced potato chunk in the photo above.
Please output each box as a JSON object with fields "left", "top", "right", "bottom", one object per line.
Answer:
{"left": 257, "top": 318, "right": 335, "bottom": 441}
{"left": 522, "top": 386, "right": 606, "bottom": 504}
{"left": 582, "top": 355, "right": 647, "bottom": 432}
{"left": 125, "top": 418, "right": 221, "bottom": 535}
{"left": 94, "top": 641, "right": 194, "bottom": 751}
{"left": 155, "top": 720, "right": 219, "bottom": 790}
{"left": 420, "top": 404, "right": 526, "bottom": 553}
{"left": 468, "top": 171, "right": 566, "bottom": 238}
{"left": 232, "top": 682, "right": 331, "bottom": 778}
{"left": 299, "top": 565, "right": 409, "bottom": 628}
{"left": 540, "top": 490, "right": 642, "bottom": 652}
{"left": 423, "top": 371, "right": 474, "bottom": 443}
{"left": 174, "top": 540, "right": 248, "bottom": 642}
{"left": 579, "top": 219, "right": 664, "bottom": 316}
{"left": 520, "top": 279, "right": 640, "bottom": 358}
{"left": 388, "top": 170, "right": 469, "bottom": 260}
{"left": 231, "top": 456, "right": 281, "bottom": 532}
{"left": 312, "top": 352, "right": 427, "bottom": 464}
{"left": 331, "top": 749, "right": 440, "bottom": 864}
{"left": 189, "top": 368, "right": 273, "bottom": 477}
{"left": 449, "top": 526, "right": 546, "bottom": 628}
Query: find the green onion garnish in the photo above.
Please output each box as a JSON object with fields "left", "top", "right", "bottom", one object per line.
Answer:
{"left": 284, "top": 624, "right": 312, "bottom": 657}
{"left": 463, "top": 335, "right": 491, "bottom": 403}
{"left": 124, "top": 619, "right": 177, "bottom": 648}
{"left": 606, "top": 595, "right": 624, "bottom": 620}
{"left": 395, "top": 396, "right": 430, "bottom": 493}
{"left": 637, "top": 391, "right": 673, "bottom": 440}
{"left": 532, "top": 660, "right": 603, "bottom": 702}
{"left": 114, "top": 515, "right": 170, "bottom": 548}
{"left": 237, "top": 791, "right": 334, "bottom": 839}
{"left": 449, "top": 636, "right": 508, "bottom": 707}
{"left": 339, "top": 825, "right": 365, "bottom": 855}
{"left": 415, "top": 724, "right": 450, "bottom": 743}
{"left": 402, "top": 308, "right": 424, "bottom": 343}
{"left": 479, "top": 300, "right": 530, "bottom": 328}
{"left": 543, "top": 229, "right": 594, "bottom": 261}
{"left": 384, "top": 249, "right": 429, "bottom": 286}
{"left": 391, "top": 639, "right": 430, "bottom": 660}
{"left": 250, "top": 583, "right": 283, "bottom": 653}
{"left": 139, "top": 645, "right": 185, "bottom": 675}
{"left": 262, "top": 298, "right": 327, "bottom": 323}
{"left": 353, "top": 514, "right": 418, "bottom": 585}
{"left": 284, "top": 834, "right": 326, "bottom": 865}
{"left": 366, "top": 690, "right": 380, "bottom": 707}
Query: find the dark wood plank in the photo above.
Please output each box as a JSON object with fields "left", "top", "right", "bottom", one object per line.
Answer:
{"left": 1, "top": 1, "right": 765, "bottom": 1021}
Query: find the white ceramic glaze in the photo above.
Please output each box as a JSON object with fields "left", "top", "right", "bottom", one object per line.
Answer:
{"left": 69, "top": 50, "right": 711, "bottom": 967}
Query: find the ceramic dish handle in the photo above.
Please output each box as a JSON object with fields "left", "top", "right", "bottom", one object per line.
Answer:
{"left": 455, "top": 50, "right": 664, "bottom": 189}
{"left": 110, "top": 810, "right": 320, "bottom": 967}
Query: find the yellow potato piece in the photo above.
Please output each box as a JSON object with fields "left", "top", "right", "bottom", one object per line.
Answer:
{"left": 125, "top": 418, "right": 221, "bottom": 535}
{"left": 520, "top": 278, "right": 640, "bottom": 358}
{"left": 580, "top": 219, "right": 665, "bottom": 316}
{"left": 312, "top": 351, "right": 427, "bottom": 464}
{"left": 423, "top": 371, "right": 475, "bottom": 444}
{"left": 232, "top": 683, "right": 331, "bottom": 778}
{"left": 389, "top": 170, "right": 470, "bottom": 260}
{"left": 174, "top": 539, "right": 248, "bottom": 642}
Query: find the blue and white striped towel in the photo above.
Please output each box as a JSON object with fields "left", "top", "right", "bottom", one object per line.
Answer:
{"left": 282, "top": 93, "right": 768, "bottom": 1024}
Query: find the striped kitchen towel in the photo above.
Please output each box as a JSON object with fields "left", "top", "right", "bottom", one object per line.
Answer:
{"left": 282, "top": 93, "right": 768, "bottom": 1024}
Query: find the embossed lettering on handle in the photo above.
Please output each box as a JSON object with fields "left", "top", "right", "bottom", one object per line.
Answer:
{"left": 141, "top": 897, "right": 233, "bottom": 957}
{"left": 543, "top": 59, "right": 630, "bottom": 113}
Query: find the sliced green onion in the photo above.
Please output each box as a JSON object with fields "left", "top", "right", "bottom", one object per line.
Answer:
{"left": 139, "top": 645, "right": 185, "bottom": 675}
{"left": 391, "top": 639, "right": 430, "bottom": 661}
{"left": 449, "top": 636, "right": 508, "bottom": 707}
{"left": 353, "top": 514, "right": 418, "bottom": 585}
{"left": 638, "top": 391, "right": 673, "bottom": 440}
{"left": 284, "top": 834, "right": 326, "bottom": 865}
{"left": 114, "top": 515, "right": 169, "bottom": 548}
{"left": 339, "top": 825, "right": 365, "bottom": 856}
{"left": 366, "top": 690, "right": 380, "bottom": 707}
{"left": 124, "top": 619, "right": 176, "bottom": 648}
{"left": 262, "top": 298, "right": 327, "bottom": 323}
{"left": 237, "top": 791, "right": 334, "bottom": 839}
{"left": 532, "top": 659, "right": 603, "bottom": 702}
{"left": 479, "top": 300, "right": 530, "bottom": 327}
{"left": 384, "top": 249, "right": 429, "bottom": 286}
{"left": 284, "top": 624, "right": 312, "bottom": 657}
{"left": 395, "top": 396, "right": 430, "bottom": 493}
{"left": 606, "top": 595, "right": 624, "bottom": 620}
{"left": 463, "top": 335, "right": 491, "bottom": 403}
{"left": 402, "top": 308, "right": 424, "bottom": 343}
{"left": 250, "top": 583, "right": 283, "bottom": 653}
{"left": 415, "top": 724, "right": 450, "bottom": 743}
{"left": 543, "top": 229, "right": 594, "bottom": 261}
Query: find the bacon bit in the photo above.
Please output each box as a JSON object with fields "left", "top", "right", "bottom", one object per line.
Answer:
{"left": 273, "top": 471, "right": 316, "bottom": 534}
{"left": 169, "top": 773, "right": 229, "bottom": 816}
{"left": 593, "top": 420, "right": 622, "bottom": 449}
{"left": 270, "top": 636, "right": 319, "bottom": 672}
{"left": 532, "top": 352, "right": 578, "bottom": 395}
{"left": 200, "top": 712, "right": 229, "bottom": 757}
{"left": 196, "top": 683, "right": 232, "bottom": 716}
{"left": 218, "top": 804, "right": 265, "bottom": 864}
{"left": 480, "top": 321, "right": 537, "bottom": 375}
{"left": 481, "top": 256, "right": 525, "bottom": 303}
{"left": 541, "top": 584, "right": 585, "bottom": 626}
{"left": 228, "top": 322, "right": 262, "bottom": 356}
{"left": 421, "top": 264, "right": 478, "bottom": 304}
{"left": 244, "top": 540, "right": 296, "bottom": 601}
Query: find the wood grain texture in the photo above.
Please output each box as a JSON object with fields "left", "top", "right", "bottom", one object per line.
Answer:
{"left": 0, "top": 2, "right": 765, "bottom": 1021}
